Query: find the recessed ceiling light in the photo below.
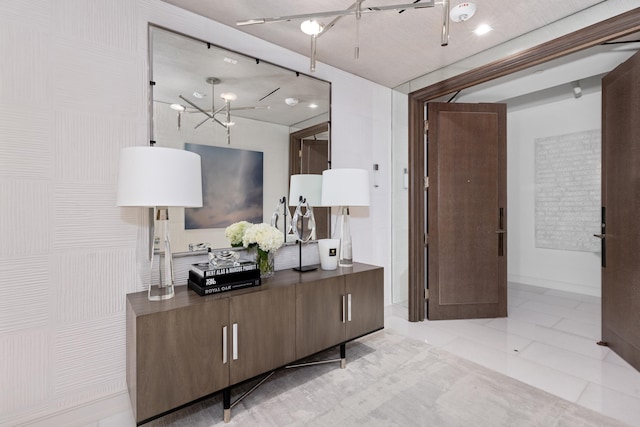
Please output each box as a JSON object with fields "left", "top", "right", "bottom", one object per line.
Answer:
{"left": 223, "top": 57, "right": 238, "bottom": 64}
{"left": 170, "top": 103, "right": 185, "bottom": 111}
{"left": 192, "top": 91, "right": 205, "bottom": 99}
{"left": 285, "top": 97, "right": 299, "bottom": 106}
{"left": 308, "top": 103, "right": 319, "bottom": 109}
{"left": 474, "top": 24, "right": 492, "bottom": 36}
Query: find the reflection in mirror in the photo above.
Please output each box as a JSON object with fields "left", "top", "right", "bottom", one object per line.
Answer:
{"left": 149, "top": 25, "right": 331, "bottom": 254}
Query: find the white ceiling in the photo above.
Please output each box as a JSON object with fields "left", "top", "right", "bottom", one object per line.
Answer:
{"left": 160, "top": 0, "right": 606, "bottom": 89}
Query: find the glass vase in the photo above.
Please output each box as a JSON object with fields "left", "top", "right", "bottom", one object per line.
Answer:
{"left": 256, "top": 248, "right": 275, "bottom": 279}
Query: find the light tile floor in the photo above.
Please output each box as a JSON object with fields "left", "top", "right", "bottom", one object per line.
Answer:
{"left": 385, "top": 282, "right": 640, "bottom": 427}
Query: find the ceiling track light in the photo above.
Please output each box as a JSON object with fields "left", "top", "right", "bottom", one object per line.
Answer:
{"left": 237, "top": 0, "right": 474, "bottom": 73}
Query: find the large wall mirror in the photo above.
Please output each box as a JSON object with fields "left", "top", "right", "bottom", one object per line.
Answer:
{"left": 149, "top": 25, "right": 331, "bottom": 254}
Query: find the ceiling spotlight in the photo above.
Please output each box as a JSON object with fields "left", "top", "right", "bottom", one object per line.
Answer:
{"left": 300, "top": 20, "right": 324, "bottom": 36}
{"left": 450, "top": 2, "right": 477, "bottom": 23}
{"left": 285, "top": 97, "right": 299, "bottom": 106}
{"left": 220, "top": 92, "right": 237, "bottom": 101}
{"left": 170, "top": 103, "right": 185, "bottom": 111}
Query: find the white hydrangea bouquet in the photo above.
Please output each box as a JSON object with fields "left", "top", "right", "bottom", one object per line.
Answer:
{"left": 225, "top": 221, "right": 284, "bottom": 278}
{"left": 224, "top": 221, "right": 252, "bottom": 247}
{"left": 241, "top": 222, "right": 285, "bottom": 252}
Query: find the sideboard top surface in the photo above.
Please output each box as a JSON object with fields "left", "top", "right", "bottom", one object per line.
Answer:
{"left": 127, "top": 262, "right": 382, "bottom": 316}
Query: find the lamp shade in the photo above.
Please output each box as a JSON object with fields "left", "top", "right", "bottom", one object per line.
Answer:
{"left": 289, "top": 174, "right": 323, "bottom": 206}
{"left": 117, "top": 146, "right": 203, "bottom": 207}
{"left": 321, "top": 168, "right": 370, "bottom": 207}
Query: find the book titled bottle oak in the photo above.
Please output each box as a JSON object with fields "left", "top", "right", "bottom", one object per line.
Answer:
{"left": 188, "top": 278, "right": 261, "bottom": 296}
{"left": 188, "top": 269, "right": 260, "bottom": 287}
{"left": 190, "top": 261, "right": 258, "bottom": 278}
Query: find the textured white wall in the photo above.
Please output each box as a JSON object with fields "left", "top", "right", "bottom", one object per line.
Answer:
{"left": 0, "top": 0, "right": 392, "bottom": 424}
{"left": 508, "top": 91, "right": 602, "bottom": 296}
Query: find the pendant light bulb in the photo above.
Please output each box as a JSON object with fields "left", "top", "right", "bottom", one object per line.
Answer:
{"left": 301, "top": 20, "right": 323, "bottom": 36}
{"left": 220, "top": 92, "right": 237, "bottom": 101}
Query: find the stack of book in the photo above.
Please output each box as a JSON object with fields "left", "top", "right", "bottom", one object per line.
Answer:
{"left": 188, "top": 261, "right": 261, "bottom": 296}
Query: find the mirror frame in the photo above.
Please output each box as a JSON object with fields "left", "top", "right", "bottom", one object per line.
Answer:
{"left": 407, "top": 8, "right": 640, "bottom": 321}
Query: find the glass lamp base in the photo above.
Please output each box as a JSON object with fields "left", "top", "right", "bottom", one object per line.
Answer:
{"left": 149, "top": 207, "right": 176, "bottom": 301}
{"left": 148, "top": 284, "right": 175, "bottom": 301}
{"left": 337, "top": 206, "right": 353, "bottom": 267}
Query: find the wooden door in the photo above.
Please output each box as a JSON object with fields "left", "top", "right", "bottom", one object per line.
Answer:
{"left": 229, "top": 286, "right": 295, "bottom": 384}
{"left": 426, "top": 103, "right": 507, "bottom": 320}
{"left": 601, "top": 50, "right": 640, "bottom": 371}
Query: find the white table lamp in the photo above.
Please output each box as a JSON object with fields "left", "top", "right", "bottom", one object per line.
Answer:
{"left": 321, "top": 168, "right": 370, "bottom": 267}
{"left": 117, "top": 146, "right": 202, "bottom": 300}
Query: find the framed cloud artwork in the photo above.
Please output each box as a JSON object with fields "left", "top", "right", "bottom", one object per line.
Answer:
{"left": 184, "top": 143, "right": 263, "bottom": 229}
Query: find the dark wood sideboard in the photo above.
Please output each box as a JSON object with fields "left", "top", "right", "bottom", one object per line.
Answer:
{"left": 126, "top": 262, "right": 384, "bottom": 424}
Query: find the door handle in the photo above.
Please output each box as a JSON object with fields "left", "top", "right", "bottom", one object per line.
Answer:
{"left": 599, "top": 207, "right": 606, "bottom": 268}
{"left": 347, "top": 293, "right": 352, "bottom": 322}
{"left": 497, "top": 207, "right": 505, "bottom": 256}
{"left": 342, "top": 295, "right": 346, "bottom": 323}
{"left": 222, "top": 325, "right": 228, "bottom": 364}
{"left": 232, "top": 323, "right": 238, "bottom": 361}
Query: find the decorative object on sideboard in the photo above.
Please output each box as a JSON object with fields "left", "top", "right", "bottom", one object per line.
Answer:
{"left": 270, "top": 196, "right": 290, "bottom": 243}
{"left": 289, "top": 174, "right": 323, "bottom": 272}
{"left": 226, "top": 222, "right": 285, "bottom": 278}
{"left": 317, "top": 238, "right": 340, "bottom": 270}
{"left": 321, "top": 168, "right": 370, "bottom": 267}
{"left": 117, "top": 146, "right": 203, "bottom": 301}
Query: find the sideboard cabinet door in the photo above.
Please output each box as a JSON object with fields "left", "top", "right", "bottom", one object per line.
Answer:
{"left": 229, "top": 285, "right": 296, "bottom": 384}
{"left": 345, "top": 267, "right": 384, "bottom": 340}
{"left": 295, "top": 276, "right": 346, "bottom": 359}
{"left": 133, "top": 298, "right": 229, "bottom": 422}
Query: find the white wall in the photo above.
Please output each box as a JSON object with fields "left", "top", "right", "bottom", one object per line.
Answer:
{"left": 0, "top": 1, "right": 392, "bottom": 424}
{"left": 507, "top": 91, "right": 602, "bottom": 296}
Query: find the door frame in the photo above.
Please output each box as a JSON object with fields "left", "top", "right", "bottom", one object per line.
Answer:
{"left": 407, "top": 8, "right": 640, "bottom": 321}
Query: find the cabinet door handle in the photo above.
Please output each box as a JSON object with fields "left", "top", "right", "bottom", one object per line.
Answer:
{"left": 342, "top": 295, "right": 346, "bottom": 323}
{"left": 222, "top": 325, "right": 228, "bottom": 364}
{"left": 232, "top": 323, "right": 238, "bottom": 361}
{"left": 347, "top": 293, "right": 352, "bottom": 322}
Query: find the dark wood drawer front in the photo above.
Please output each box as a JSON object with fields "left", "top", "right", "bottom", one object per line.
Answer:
{"left": 346, "top": 268, "right": 384, "bottom": 340}
{"left": 295, "top": 277, "right": 346, "bottom": 359}
{"left": 229, "top": 285, "right": 295, "bottom": 384}
{"left": 136, "top": 299, "right": 229, "bottom": 421}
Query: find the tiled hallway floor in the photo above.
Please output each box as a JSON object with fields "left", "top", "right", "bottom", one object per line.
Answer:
{"left": 385, "top": 282, "right": 640, "bottom": 426}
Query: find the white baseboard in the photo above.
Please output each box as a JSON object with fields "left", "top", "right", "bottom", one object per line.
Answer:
{"left": 16, "top": 391, "right": 134, "bottom": 427}
{"left": 508, "top": 274, "right": 601, "bottom": 297}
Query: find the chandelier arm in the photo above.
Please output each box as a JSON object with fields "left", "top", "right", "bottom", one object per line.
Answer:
{"left": 237, "top": 1, "right": 435, "bottom": 26}
{"left": 211, "top": 104, "right": 227, "bottom": 116}
{"left": 440, "top": 0, "right": 450, "bottom": 46}
{"left": 179, "top": 95, "right": 213, "bottom": 118}
{"left": 317, "top": 0, "right": 360, "bottom": 38}
{"left": 194, "top": 116, "right": 213, "bottom": 129}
